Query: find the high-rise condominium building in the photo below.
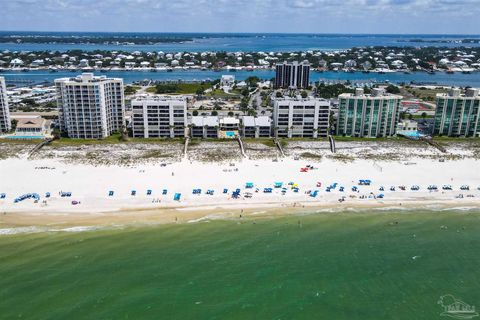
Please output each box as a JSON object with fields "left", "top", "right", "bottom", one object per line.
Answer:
{"left": 433, "top": 88, "right": 480, "bottom": 137}
{"left": 131, "top": 96, "right": 187, "bottom": 138}
{"left": 337, "top": 88, "right": 402, "bottom": 138}
{"left": 0, "top": 76, "right": 11, "bottom": 133}
{"left": 55, "top": 73, "right": 125, "bottom": 139}
{"left": 274, "top": 61, "right": 310, "bottom": 89}
{"left": 272, "top": 96, "right": 330, "bottom": 138}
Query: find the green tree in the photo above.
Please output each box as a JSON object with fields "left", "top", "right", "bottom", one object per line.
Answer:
{"left": 385, "top": 85, "right": 401, "bottom": 94}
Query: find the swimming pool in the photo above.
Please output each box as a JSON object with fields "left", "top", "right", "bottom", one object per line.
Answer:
{"left": 4, "top": 135, "right": 45, "bottom": 140}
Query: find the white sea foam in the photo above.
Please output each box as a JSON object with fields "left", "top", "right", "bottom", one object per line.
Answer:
{"left": 0, "top": 225, "right": 118, "bottom": 236}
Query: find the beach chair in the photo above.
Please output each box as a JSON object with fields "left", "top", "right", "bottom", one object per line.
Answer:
{"left": 147, "top": 190, "right": 152, "bottom": 196}
{"left": 0, "top": 193, "right": 6, "bottom": 199}
{"left": 108, "top": 191, "right": 114, "bottom": 197}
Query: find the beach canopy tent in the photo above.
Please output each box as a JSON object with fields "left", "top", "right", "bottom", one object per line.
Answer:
{"left": 162, "top": 189, "right": 168, "bottom": 195}
{"left": 1, "top": 193, "right": 6, "bottom": 199}
{"left": 174, "top": 193, "right": 181, "bottom": 201}
{"left": 246, "top": 182, "right": 254, "bottom": 189}
{"left": 45, "top": 192, "right": 51, "bottom": 198}
{"left": 193, "top": 189, "right": 202, "bottom": 194}
{"left": 274, "top": 182, "right": 283, "bottom": 188}
{"left": 147, "top": 190, "right": 152, "bottom": 195}
{"left": 352, "top": 186, "right": 358, "bottom": 192}
{"left": 207, "top": 190, "right": 214, "bottom": 195}
{"left": 108, "top": 191, "right": 114, "bottom": 196}
{"left": 14, "top": 193, "right": 40, "bottom": 203}
{"left": 310, "top": 190, "right": 319, "bottom": 198}
{"left": 131, "top": 190, "right": 136, "bottom": 196}
{"left": 223, "top": 188, "right": 228, "bottom": 194}
{"left": 60, "top": 192, "right": 72, "bottom": 197}
{"left": 263, "top": 188, "right": 273, "bottom": 193}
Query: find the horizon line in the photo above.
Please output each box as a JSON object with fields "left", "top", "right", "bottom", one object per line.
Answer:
{"left": 1, "top": 30, "right": 480, "bottom": 37}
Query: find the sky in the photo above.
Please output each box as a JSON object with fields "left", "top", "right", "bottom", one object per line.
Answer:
{"left": 1, "top": 0, "right": 479, "bottom": 34}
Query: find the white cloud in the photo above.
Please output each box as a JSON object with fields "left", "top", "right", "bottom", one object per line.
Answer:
{"left": 1, "top": 0, "right": 479, "bottom": 33}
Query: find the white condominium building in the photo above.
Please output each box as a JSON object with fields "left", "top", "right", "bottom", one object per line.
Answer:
{"left": 55, "top": 73, "right": 125, "bottom": 139}
{"left": 337, "top": 88, "right": 402, "bottom": 138}
{"left": 242, "top": 116, "right": 272, "bottom": 138}
{"left": 190, "top": 116, "right": 219, "bottom": 138}
{"left": 131, "top": 96, "right": 187, "bottom": 138}
{"left": 272, "top": 96, "right": 330, "bottom": 138}
{"left": 0, "top": 76, "right": 11, "bottom": 133}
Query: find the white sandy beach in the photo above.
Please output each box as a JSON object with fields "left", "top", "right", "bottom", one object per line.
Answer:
{"left": 1, "top": 141, "right": 479, "bottom": 229}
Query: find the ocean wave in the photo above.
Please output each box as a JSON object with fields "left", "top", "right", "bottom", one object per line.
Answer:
{"left": 0, "top": 225, "right": 117, "bottom": 236}
{"left": 0, "top": 227, "right": 46, "bottom": 235}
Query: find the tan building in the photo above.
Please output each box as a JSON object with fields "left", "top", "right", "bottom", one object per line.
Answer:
{"left": 14, "top": 117, "right": 51, "bottom": 137}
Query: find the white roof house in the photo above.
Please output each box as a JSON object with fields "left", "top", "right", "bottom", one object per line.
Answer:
{"left": 191, "top": 116, "right": 219, "bottom": 127}
{"left": 243, "top": 116, "right": 271, "bottom": 127}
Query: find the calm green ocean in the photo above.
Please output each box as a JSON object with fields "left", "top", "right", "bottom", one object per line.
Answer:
{"left": 1, "top": 210, "right": 479, "bottom": 319}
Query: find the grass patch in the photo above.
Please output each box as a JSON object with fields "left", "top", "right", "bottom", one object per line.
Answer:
{"left": 300, "top": 152, "right": 323, "bottom": 160}
{"left": 49, "top": 134, "right": 185, "bottom": 146}
{"left": 150, "top": 83, "right": 213, "bottom": 95}
{"left": 206, "top": 89, "right": 242, "bottom": 98}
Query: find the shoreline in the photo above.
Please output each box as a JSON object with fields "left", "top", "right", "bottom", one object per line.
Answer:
{"left": 1, "top": 199, "right": 479, "bottom": 231}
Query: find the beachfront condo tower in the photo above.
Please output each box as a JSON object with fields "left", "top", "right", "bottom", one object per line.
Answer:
{"left": 337, "top": 88, "right": 402, "bottom": 138}
{"left": 272, "top": 96, "right": 330, "bottom": 138}
{"left": 55, "top": 73, "right": 125, "bottom": 139}
{"left": 131, "top": 96, "right": 187, "bottom": 138}
{"left": 433, "top": 88, "right": 480, "bottom": 137}
{"left": 0, "top": 76, "right": 11, "bottom": 133}
{"left": 274, "top": 61, "right": 310, "bottom": 89}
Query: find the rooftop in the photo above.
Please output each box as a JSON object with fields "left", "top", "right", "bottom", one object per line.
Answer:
{"left": 191, "top": 116, "right": 219, "bottom": 127}
{"left": 16, "top": 117, "right": 47, "bottom": 129}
